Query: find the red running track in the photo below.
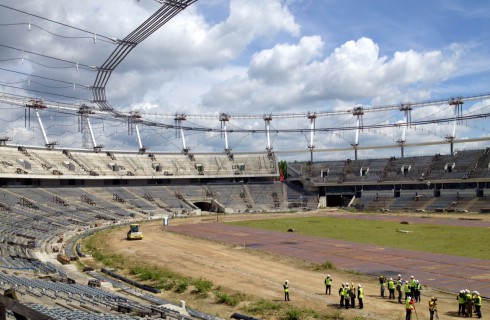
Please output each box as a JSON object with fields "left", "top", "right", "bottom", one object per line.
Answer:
{"left": 168, "top": 217, "right": 490, "bottom": 298}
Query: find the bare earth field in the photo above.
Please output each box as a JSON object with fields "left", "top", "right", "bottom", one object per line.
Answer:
{"left": 98, "top": 211, "right": 490, "bottom": 320}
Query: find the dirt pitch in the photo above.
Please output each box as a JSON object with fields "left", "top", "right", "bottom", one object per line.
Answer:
{"left": 103, "top": 211, "right": 490, "bottom": 320}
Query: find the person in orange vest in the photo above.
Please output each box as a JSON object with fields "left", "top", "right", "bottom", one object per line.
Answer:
{"left": 283, "top": 280, "right": 290, "bottom": 301}
{"left": 405, "top": 296, "right": 415, "bottom": 320}
{"left": 428, "top": 297, "right": 437, "bottom": 320}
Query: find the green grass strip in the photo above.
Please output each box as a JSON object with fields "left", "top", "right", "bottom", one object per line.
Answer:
{"left": 228, "top": 216, "right": 490, "bottom": 260}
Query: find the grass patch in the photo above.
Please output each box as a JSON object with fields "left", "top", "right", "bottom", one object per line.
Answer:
{"left": 215, "top": 290, "right": 245, "bottom": 306}
{"left": 312, "top": 260, "right": 335, "bottom": 271}
{"left": 228, "top": 216, "right": 490, "bottom": 259}
{"left": 194, "top": 278, "right": 213, "bottom": 296}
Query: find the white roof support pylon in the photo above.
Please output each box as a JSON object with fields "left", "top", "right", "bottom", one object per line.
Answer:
{"left": 135, "top": 125, "right": 146, "bottom": 153}
{"left": 397, "top": 104, "right": 412, "bottom": 158}
{"left": 175, "top": 114, "right": 189, "bottom": 154}
{"left": 352, "top": 107, "right": 364, "bottom": 160}
{"left": 35, "top": 110, "right": 49, "bottom": 146}
{"left": 220, "top": 113, "right": 231, "bottom": 154}
{"left": 86, "top": 117, "right": 97, "bottom": 150}
{"left": 446, "top": 97, "right": 464, "bottom": 155}
{"left": 264, "top": 115, "right": 273, "bottom": 153}
{"left": 307, "top": 112, "right": 316, "bottom": 163}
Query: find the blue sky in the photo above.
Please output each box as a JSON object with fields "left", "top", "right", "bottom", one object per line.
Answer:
{"left": 0, "top": 0, "right": 489, "bottom": 159}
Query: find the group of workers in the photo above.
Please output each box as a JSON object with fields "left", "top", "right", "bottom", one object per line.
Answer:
{"left": 379, "top": 274, "right": 421, "bottom": 304}
{"left": 338, "top": 282, "right": 364, "bottom": 309}
{"left": 457, "top": 289, "right": 483, "bottom": 318}
{"left": 281, "top": 274, "right": 483, "bottom": 319}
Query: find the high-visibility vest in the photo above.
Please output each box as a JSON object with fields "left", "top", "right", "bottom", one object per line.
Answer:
{"left": 325, "top": 277, "right": 332, "bottom": 286}
{"left": 458, "top": 293, "right": 466, "bottom": 304}
{"left": 411, "top": 279, "right": 416, "bottom": 287}
{"left": 388, "top": 280, "right": 395, "bottom": 289}
{"left": 358, "top": 288, "right": 364, "bottom": 299}
{"left": 405, "top": 284, "right": 411, "bottom": 293}
{"left": 429, "top": 300, "right": 437, "bottom": 311}
{"left": 474, "top": 295, "right": 482, "bottom": 306}
{"left": 466, "top": 293, "right": 472, "bottom": 303}
{"left": 406, "top": 299, "right": 413, "bottom": 310}
{"left": 283, "top": 283, "right": 289, "bottom": 292}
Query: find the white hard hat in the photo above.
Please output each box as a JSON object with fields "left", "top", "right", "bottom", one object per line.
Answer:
{"left": 327, "top": 274, "right": 330, "bottom": 277}
{"left": 475, "top": 291, "right": 479, "bottom": 295}
{"left": 358, "top": 284, "right": 362, "bottom": 287}
{"left": 411, "top": 275, "right": 414, "bottom": 278}
{"left": 398, "top": 274, "right": 401, "bottom": 277}
{"left": 466, "top": 289, "right": 470, "bottom": 293}
{"left": 285, "top": 280, "right": 289, "bottom": 283}
{"left": 390, "top": 278, "right": 393, "bottom": 280}
{"left": 416, "top": 280, "right": 419, "bottom": 283}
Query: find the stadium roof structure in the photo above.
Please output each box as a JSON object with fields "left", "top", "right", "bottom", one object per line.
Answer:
{"left": 1, "top": 2, "right": 490, "bottom": 160}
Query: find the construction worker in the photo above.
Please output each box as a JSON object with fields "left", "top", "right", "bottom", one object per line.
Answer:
{"left": 324, "top": 274, "right": 332, "bottom": 295}
{"left": 388, "top": 278, "right": 395, "bottom": 299}
{"left": 404, "top": 281, "right": 411, "bottom": 301}
{"left": 379, "top": 275, "right": 386, "bottom": 298}
{"left": 357, "top": 284, "right": 364, "bottom": 309}
{"left": 465, "top": 289, "right": 473, "bottom": 317}
{"left": 414, "top": 280, "right": 421, "bottom": 302}
{"left": 283, "top": 280, "right": 290, "bottom": 301}
{"left": 349, "top": 283, "right": 356, "bottom": 308}
{"left": 410, "top": 275, "right": 416, "bottom": 298}
{"left": 405, "top": 296, "right": 415, "bottom": 320}
{"left": 428, "top": 297, "right": 437, "bottom": 320}
{"left": 339, "top": 283, "right": 345, "bottom": 308}
{"left": 473, "top": 291, "right": 482, "bottom": 318}
{"left": 457, "top": 289, "right": 466, "bottom": 316}
{"left": 344, "top": 284, "right": 350, "bottom": 309}
{"left": 396, "top": 279, "right": 403, "bottom": 303}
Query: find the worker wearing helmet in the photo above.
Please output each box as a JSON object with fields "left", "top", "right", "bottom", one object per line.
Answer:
{"left": 388, "top": 278, "right": 395, "bottom": 299}
{"left": 466, "top": 289, "right": 473, "bottom": 317}
{"left": 396, "top": 279, "right": 403, "bottom": 303}
{"left": 379, "top": 275, "right": 386, "bottom": 298}
{"left": 404, "top": 281, "right": 411, "bottom": 301}
{"left": 283, "top": 280, "right": 290, "bottom": 301}
{"left": 428, "top": 297, "right": 437, "bottom": 320}
{"left": 357, "top": 284, "right": 364, "bottom": 309}
{"left": 410, "top": 275, "right": 416, "bottom": 297}
{"left": 339, "top": 283, "right": 345, "bottom": 308}
{"left": 457, "top": 290, "right": 466, "bottom": 316}
{"left": 405, "top": 296, "right": 414, "bottom": 320}
{"left": 473, "top": 291, "right": 482, "bottom": 319}
{"left": 324, "top": 274, "right": 332, "bottom": 295}
{"left": 415, "top": 280, "right": 421, "bottom": 302}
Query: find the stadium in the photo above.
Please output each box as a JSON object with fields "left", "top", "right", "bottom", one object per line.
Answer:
{"left": 0, "top": 1, "right": 489, "bottom": 319}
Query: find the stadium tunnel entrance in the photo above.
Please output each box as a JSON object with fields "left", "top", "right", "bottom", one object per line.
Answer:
{"left": 193, "top": 200, "right": 227, "bottom": 213}
{"left": 193, "top": 201, "right": 213, "bottom": 212}
{"left": 325, "top": 194, "right": 354, "bottom": 207}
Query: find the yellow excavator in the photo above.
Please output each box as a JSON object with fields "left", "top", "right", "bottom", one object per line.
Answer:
{"left": 127, "top": 223, "right": 143, "bottom": 240}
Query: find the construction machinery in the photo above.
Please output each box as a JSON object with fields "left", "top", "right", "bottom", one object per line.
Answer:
{"left": 127, "top": 223, "right": 143, "bottom": 240}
